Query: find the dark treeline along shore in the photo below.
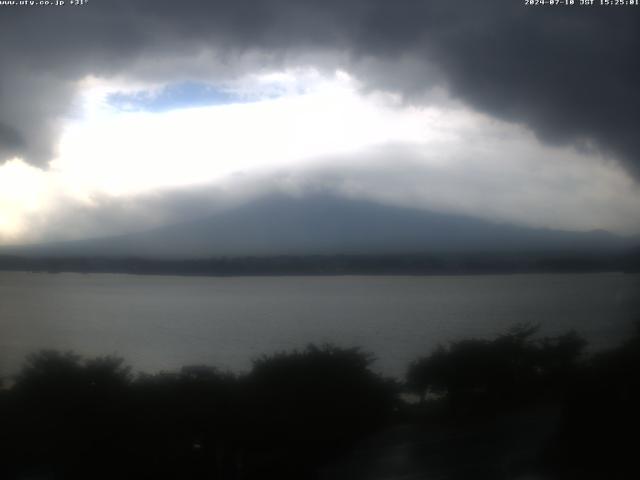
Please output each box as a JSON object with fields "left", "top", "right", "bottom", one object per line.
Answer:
{"left": 0, "top": 323, "right": 639, "bottom": 479}
{"left": 0, "top": 250, "right": 639, "bottom": 277}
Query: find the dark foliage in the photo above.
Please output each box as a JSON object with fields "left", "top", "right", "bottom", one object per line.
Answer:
{"left": 243, "top": 345, "right": 397, "bottom": 478}
{"left": 544, "top": 321, "right": 640, "bottom": 479}
{"left": 0, "top": 324, "right": 638, "bottom": 479}
{"left": 407, "top": 324, "right": 587, "bottom": 415}
{"left": 0, "top": 344, "right": 395, "bottom": 480}
{"left": 3, "top": 351, "right": 133, "bottom": 479}
{"left": 405, "top": 323, "right": 639, "bottom": 478}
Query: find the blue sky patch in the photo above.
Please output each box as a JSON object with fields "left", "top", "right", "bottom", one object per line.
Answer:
{"left": 107, "top": 82, "right": 246, "bottom": 112}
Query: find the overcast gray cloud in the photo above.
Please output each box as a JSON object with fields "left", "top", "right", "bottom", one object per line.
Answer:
{"left": 1, "top": 1, "right": 640, "bottom": 177}
{"left": 12, "top": 136, "right": 640, "bottom": 246}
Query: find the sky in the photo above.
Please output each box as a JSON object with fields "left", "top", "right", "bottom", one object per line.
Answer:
{"left": 1, "top": 0, "right": 640, "bottom": 245}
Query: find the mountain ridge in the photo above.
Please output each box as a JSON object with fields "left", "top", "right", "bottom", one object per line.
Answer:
{"left": 1, "top": 194, "right": 634, "bottom": 259}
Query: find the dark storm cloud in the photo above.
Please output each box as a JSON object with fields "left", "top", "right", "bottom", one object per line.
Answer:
{"left": 0, "top": 122, "right": 24, "bottom": 150}
{"left": 1, "top": 1, "right": 639, "bottom": 176}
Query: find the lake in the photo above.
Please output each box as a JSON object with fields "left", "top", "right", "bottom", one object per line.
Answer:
{"left": 0, "top": 271, "right": 638, "bottom": 378}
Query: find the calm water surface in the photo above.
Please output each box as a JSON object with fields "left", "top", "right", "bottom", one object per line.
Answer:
{"left": 0, "top": 272, "right": 638, "bottom": 377}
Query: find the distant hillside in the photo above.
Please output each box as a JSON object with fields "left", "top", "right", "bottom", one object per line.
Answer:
{"left": 1, "top": 194, "right": 635, "bottom": 259}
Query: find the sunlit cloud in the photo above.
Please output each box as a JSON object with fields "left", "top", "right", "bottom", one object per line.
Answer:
{"left": 0, "top": 159, "right": 53, "bottom": 240}
{"left": 1, "top": 68, "right": 639, "bottom": 244}
{"left": 51, "top": 70, "right": 437, "bottom": 196}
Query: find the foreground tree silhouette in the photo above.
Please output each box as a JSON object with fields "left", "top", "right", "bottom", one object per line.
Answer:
{"left": 6, "top": 327, "right": 626, "bottom": 479}
{"left": 407, "top": 324, "right": 586, "bottom": 416}
{"left": 0, "top": 344, "right": 397, "bottom": 480}
{"left": 129, "top": 365, "right": 241, "bottom": 479}
{"left": 243, "top": 344, "right": 397, "bottom": 478}
{"left": 545, "top": 321, "right": 640, "bottom": 479}
{"left": 4, "top": 351, "right": 132, "bottom": 479}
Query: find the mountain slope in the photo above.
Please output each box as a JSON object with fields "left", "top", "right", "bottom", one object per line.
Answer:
{"left": 4, "top": 194, "right": 632, "bottom": 258}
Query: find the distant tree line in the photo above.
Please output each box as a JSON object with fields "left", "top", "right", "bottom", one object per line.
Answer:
{"left": 0, "top": 251, "right": 637, "bottom": 277}
{"left": 0, "top": 323, "right": 638, "bottom": 479}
